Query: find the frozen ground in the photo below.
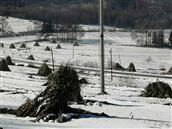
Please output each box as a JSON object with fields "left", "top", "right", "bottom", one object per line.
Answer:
{"left": 0, "top": 65, "right": 172, "bottom": 129}
{"left": 0, "top": 17, "right": 172, "bottom": 128}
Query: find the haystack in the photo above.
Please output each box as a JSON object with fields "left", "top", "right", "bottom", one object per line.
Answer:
{"left": 20, "top": 43, "right": 26, "bottom": 48}
{"left": 44, "top": 46, "right": 51, "bottom": 51}
{"left": 112, "top": 63, "right": 125, "bottom": 71}
{"left": 9, "top": 44, "right": 16, "bottom": 49}
{"left": 127, "top": 63, "right": 136, "bottom": 72}
{"left": 27, "top": 55, "right": 35, "bottom": 60}
{"left": 0, "top": 59, "right": 11, "bottom": 71}
{"left": 167, "top": 67, "right": 172, "bottom": 75}
{"left": 5, "top": 56, "right": 14, "bottom": 65}
{"left": 34, "top": 42, "right": 40, "bottom": 46}
{"left": 141, "top": 81, "right": 172, "bottom": 98}
{"left": 37, "top": 63, "right": 52, "bottom": 76}
{"left": 56, "top": 44, "right": 61, "bottom": 49}
{"left": 17, "top": 66, "right": 82, "bottom": 118}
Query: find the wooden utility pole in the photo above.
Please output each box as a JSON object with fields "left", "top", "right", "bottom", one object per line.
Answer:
{"left": 51, "top": 48, "right": 55, "bottom": 73}
{"left": 73, "top": 44, "right": 74, "bottom": 59}
{"left": 109, "top": 48, "right": 113, "bottom": 81}
{"left": 100, "top": 0, "right": 105, "bottom": 94}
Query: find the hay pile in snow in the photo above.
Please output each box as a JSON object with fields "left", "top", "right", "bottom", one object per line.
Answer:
{"left": 9, "top": 44, "right": 16, "bottom": 49}
{"left": 141, "top": 81, "right": 172, "bottom": 98}
{"left": 127, "top": 63, "right": 136, "bottom": 72}
{"left": 20, "top": 43, "right": 26, "bottom": 48}
{"left": 37, "top": 63, "right": 52, "bottom": 76}
{"left": 34, "top": 42, "right": 40, "bottom": 46}
{"left": 27, "top": 55, "right": 35, "bottom": 60}
{"left": 112, "top": 63, "right": 125, "bottom": 71}
{"left": 17, "top": 66, "right": 83, "bottom": 118}
{"left": 167, "top": 67, "right": 172, "bottom": 75}
{"left": 0, "top": 59, "right": 11, "bottom": 71}
{"left": 56, "top": 44, "right": 61, "bottom": 49}
{"left": 44, "top": 46, "right": 51, "bottom": 51}
{"left": 5, "top": 56, "right": 14, "bottom": 65}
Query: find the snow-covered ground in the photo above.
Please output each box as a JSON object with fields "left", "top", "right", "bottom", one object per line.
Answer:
{"left": 80, "top": 24, "right": 117, "bottom": 32}
{"left": 0, "top": 65, "right": 172, "bottom": 128}
{"left": 0, "top": 17, "right": 172, "bottom": 128}
{"left": 3, "top": 16, "right": 41, "bottom": 33}
{"left": 0, "top": 31, "right": 171, "bottom": 74}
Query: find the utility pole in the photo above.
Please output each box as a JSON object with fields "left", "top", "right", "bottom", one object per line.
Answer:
{"left": 73, "top": 44, "right": 74, "bottom": 59}
{"left": 100, "top": 0, "right": 105, "bottom": 94}
{"left": 109, "top": 48, "right": 113, "bottom": 81}
{"left": 50, "top": 47, "right": 55, "bottom": 73}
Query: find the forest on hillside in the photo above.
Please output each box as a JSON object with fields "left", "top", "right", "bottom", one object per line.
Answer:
{"left": 0, "top": 0, "right": 172, "bottom": 29}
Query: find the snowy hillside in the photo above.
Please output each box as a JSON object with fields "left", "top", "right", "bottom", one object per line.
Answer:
{"left": 0, "top": 16, "right": 41, "bottom": 33}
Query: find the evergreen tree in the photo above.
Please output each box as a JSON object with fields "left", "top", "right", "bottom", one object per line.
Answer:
{"left": 41, "top": 21, "right": 47, "bottom": 34}
{"left": 41, "top": 21, "right": 54, "bottom": 34}
{"left": 169, "top": 31, "right": 172, "bottom": 46}
{"left": 152, "top": 31, "right": 158, "bottom": 46}
{"left": 157, "top": 31, "right": 164, "bottom": 47}
{"left": 47, "top": 21, "right": 54, "bottom": 33}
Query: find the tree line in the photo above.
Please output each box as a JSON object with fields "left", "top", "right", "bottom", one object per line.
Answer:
{"left": 0, "top": 0, "right": 172, "bottom": 29}
{"left": 138, "top": 30, "right": 172, "bottom": 48}
{"left": 41, "top": 21, "right": 84, "bottom": 43}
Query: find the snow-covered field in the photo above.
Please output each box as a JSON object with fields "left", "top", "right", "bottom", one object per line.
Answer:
{"left": 0, "top": 17, "right": 172, "bottom": 128}
{"left": 1, "top": 31, "right": 171, "bottom": 74}
{"left": 0, "top": 65, "right": 172, "bottom": 129}
{"left": 3, "top": 16, "right": 41, "bottom": 33}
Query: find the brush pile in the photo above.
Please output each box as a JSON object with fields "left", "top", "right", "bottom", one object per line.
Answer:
{"left": 141, "top": 81, "right": 172, "bottom": 98}
{"left": 17, "top": 66, "right": 83, "bottom": 122}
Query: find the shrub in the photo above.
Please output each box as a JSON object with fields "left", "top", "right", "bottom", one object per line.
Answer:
{"left": 56, "top": 44, "right": 61, "bottom": 49}
{"left": 5, "top": 56, "right": 14, "bottom": 65}
{"left": 112, "top": 63, "right": 125, "bottom": 71}
{"left": 9, "top": 43, "right": 16, "bottom": 49}
{"left": 0, "top": 59, "right": 11, "bottom": 71}
{"left": 20, "top": 43, "right": 26, "bottom": 48}
{"left": 79, "top": 77, "right": 88, "bottom": 84}
{"left": 44, "top": 46, "right": 51, "bottom": 51}
{"left": 127, "top": 63, "right": 136, "bottom": 72}
{"left": 17, "top": 66, "right": 83, "bottom": 118}
{"left": 27, "top": 55, "right": 35, "bottom": 60}
{"left": 141, "top": 81, "right": 172, "bottom": 98}
{"left": 37, "top": 63, "right": 52, "bottom": 76}
{"left": 167, "top": 67, "right": 172, "bottom": 75}
{"left": 34, "top": 42, "right": 40, "bottom": 46}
